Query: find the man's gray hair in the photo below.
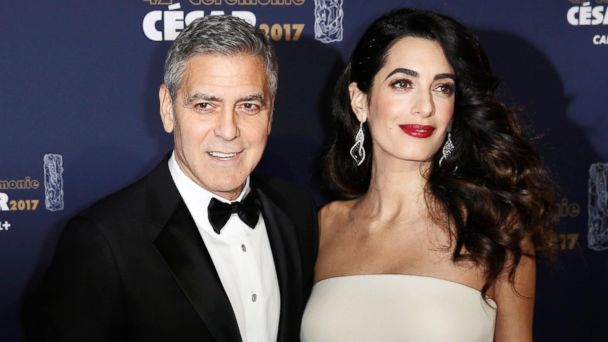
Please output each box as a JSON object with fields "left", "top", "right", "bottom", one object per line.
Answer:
{"left": 163, "top": 15, "right": 278, "bottom": 101}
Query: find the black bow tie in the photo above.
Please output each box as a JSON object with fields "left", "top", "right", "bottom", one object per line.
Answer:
{"left": 207, "top": 191, "right": 261, "bottom": 234}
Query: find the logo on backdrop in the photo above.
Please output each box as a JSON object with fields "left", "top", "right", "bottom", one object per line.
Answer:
{"left": 589, "top": 162, "right": 608, "bottom": 251}
{"left": 566, "top": 1, "right": 608, "bottom": 45}
{"left": 142, "top": 1, "right": 306, "bottom": 42}
{"left": 44, "top": 154, "right": 64, "bottom": 212}
{"left": 0, "top": 176, "right": 41, "bottom": 216}
{"left": 0, "top": 153, "right": 63, "bottom": 232}
{"left": 313, "top": 0, "right": 343, "bottom": 43}
{"left": 142, "top": 2, "right": 256, "bottom": 41}
{"left": 142, "top": 0, "right": 304, "bottom": 4}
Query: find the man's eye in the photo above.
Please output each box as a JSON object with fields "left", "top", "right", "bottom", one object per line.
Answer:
{"left": 240, "top": 103, "right": 261, "bottom": 114}
{"left": 194, "top": 102, "right": 214, "bottom": 112}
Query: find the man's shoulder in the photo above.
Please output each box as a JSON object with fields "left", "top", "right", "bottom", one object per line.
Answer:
{"left": 253, "top": 175, "right": 319, "bottom": 263}
{"left": 80, "top": 176, "right": 147, "bottom": 218}
{"left": 77, "top": 157, "right": 177, "bottom": 225}
{"left": 253, "top": 175, "right": 310, "bottom": 203}
{"left": 252, "top": 174, "right": 317, "bottom": 218}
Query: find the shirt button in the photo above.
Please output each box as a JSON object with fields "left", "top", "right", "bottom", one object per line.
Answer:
{"left": 241, "top": 244, "right": 247, "bottom": 252}
{"left": 251, "top": 293, "right": 257, "bottom": 302}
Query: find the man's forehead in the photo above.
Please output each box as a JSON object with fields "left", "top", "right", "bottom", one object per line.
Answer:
{"left": 175, "top": 56, "right": 267, "bottom": 95}
{"left": 180, "top": 53, "right": 266, "bottom": 82}
{"left": 184, "top": 52, "right": 265, "bottom": 71}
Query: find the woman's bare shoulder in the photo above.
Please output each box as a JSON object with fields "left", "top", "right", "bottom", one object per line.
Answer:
{"left": 319, "top": 199, "right": 357, "bottom": 222}
{"left": 318, "top": 199, "right": 358, "bottom": 239}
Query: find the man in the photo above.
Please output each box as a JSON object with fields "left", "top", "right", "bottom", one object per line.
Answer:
{"left": 26, "top": 16, "right": 317, "bottom": 342}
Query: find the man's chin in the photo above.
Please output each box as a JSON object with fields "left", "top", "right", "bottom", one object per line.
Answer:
{"left": 202, "top": 179, "right": 247, "bottom": 200}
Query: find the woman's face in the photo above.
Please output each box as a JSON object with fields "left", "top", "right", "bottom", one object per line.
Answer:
{"left": 350, "top": 36, "right": 455, "bottom": 168}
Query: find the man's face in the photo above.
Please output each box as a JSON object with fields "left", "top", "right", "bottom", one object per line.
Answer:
{"left": 159, "top": 53, "right": 273, "bottom": 200}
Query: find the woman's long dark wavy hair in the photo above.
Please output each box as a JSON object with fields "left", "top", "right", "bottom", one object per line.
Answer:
{"left": 323, "top": 8, "right": 559, "bottom": 295}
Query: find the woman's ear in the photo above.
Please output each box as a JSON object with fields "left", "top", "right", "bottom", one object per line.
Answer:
{"left": 348, "top": 82, "right": 368, "bottom": 123}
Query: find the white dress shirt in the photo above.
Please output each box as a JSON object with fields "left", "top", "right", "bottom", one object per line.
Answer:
{"left": 168, "top": 153, "right": 280, "bottom": 342}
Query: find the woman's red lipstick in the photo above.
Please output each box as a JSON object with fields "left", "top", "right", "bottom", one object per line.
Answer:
{"left": 399, "top": 124, "right": 435, "bottom": 138}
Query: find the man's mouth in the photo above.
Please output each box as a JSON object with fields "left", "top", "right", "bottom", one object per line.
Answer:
{"left": 208, "top": 151, "right": 240, "bottom": 161}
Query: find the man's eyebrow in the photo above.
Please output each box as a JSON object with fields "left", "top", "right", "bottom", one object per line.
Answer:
{"left": 239, "top": 93, "right": 265, "bottom": 102}
{"left": 183, "top": 92, "right": 266, "bottom": 104}
{"left": 183, "top": 92, "right": 221, "bottom": 105}
{"left": 384, "top": 68, "right": 456, "bottom": 81}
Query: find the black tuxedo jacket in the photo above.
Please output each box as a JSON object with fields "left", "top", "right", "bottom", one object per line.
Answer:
{"left": 25, "top": 157, "right": 318, "bottom": 342}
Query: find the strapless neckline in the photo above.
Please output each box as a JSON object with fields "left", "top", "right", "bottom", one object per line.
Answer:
{"left": 301, "top": 273, "right": 497, "bottom": 342}
{"left": 314, "top": 273, "right": 497, "bottom": 307}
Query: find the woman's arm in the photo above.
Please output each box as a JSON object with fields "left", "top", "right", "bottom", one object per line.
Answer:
{"left": 493, "top": 242, "right": 536, "bottom": 342}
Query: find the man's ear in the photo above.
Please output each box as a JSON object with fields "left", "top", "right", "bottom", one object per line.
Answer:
{"left": 159, "top": 84, "right": 175, "bottom": 133}
{"left": 267, "top": 98, "right": 274, "bottom": 135}
{"left": 267, "top": 111, "right": 273, "bottom": 135}
{"left": 348, "top": 82, "right": 368, "bottom": 123}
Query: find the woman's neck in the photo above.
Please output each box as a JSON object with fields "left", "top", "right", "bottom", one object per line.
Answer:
{"left": 357, "top": 157, "right": 431, "bottom": 222}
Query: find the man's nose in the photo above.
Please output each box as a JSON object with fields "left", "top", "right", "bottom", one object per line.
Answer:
{"left": 214, "top": 108, "right": 239, "bottom": 141}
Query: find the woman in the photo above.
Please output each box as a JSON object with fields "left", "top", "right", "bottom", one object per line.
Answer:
{"left": 301, "top": 8, "right": 558, "bottom": 342}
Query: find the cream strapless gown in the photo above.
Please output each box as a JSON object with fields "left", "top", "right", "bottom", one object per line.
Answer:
{"left": 300, "top": 274, "right": 496, "bottom": 342}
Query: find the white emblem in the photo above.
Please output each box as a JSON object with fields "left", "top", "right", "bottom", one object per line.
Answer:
{"left": 314, "top": 0, "right": 343, "bottom": 43}
{"left": 589, "top": 162, "right": 608, "bottom": 250}
{"left": 44, "top": 154, "right": 64, "bottom": 211}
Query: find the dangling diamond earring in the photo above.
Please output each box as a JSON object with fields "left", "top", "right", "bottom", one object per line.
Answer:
{"left": 439, "top": 130, "right": 454, "bottom": 167}
{"left": 350, "top": 121, "right": 366, "bottom": 166}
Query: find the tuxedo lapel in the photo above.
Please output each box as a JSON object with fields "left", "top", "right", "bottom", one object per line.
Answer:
{"left": 154, "top": 199, "right": 242, "bottom": 342}
{"left": 255, "top": 185, "right": 304, "bottom": 341}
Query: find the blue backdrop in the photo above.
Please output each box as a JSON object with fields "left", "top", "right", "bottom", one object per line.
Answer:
{"left": 1, "top": 1, "right": 607, "bottom": 341}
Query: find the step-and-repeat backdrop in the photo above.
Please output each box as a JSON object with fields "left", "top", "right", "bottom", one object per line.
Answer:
{"left": 1, "top": 1, "right": 607, "bottom": 341}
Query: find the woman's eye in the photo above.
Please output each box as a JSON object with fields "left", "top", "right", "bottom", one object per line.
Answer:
{"left": 434, "top": 83, "right": 455, "bottom": 95}
{"left": 390, "top": 79, "right": 413, "bottom": 90}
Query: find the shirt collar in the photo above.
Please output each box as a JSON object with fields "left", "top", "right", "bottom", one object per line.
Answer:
{"left": 168, "top": 151, "right": 251, "bottom": 207}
